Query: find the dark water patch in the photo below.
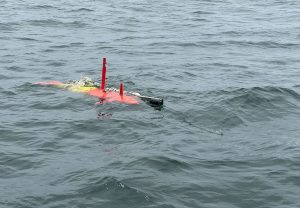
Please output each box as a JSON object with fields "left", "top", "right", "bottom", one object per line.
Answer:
{"left": 0, "top": 166, "right": 18, "bottom": 178}
{"left": 0, "top": 153, "right": 43, "bottom": 176}
{"left": 16, "top": 176, "right": 154, "bottom": 207}
{"left": 0, "top": 129, "right": 23, "bottom": 142}
{"left": 28, "top": 19, "right": 61, "bottom": 27}
{"left": 197, "top": 157, "right": 300, "bottom": 171}
{"left": 183, "top": 71, "right": 197, "bottom": 77}
{"left": 176, "top": 86, "right": 300, "bottom": 130}
{"left": 281, "top": 175, "right": 300, "bottom": 187}
{"left": 79, "top": 176, "right": 153, "bottom": 206}
{"left": 70, "top": 42, "right": 84, "bottom": 47}
{"left": 36, "top": 141, "right": 64, "bottom": 153}
{"left": 115, "top": 36, "right": 146, "bottom": 41}
{"left": 30, "top": 5, "right": 58, "bottom": 10}
{"left": 5, "top": 65, "right": 24, "bottom": 72}
{"left": 220, "top": 30, "right": 242, "bottom": 36}
{"left": 28, "top": 101, "right": 68, "bottom": 110}
{"left": 195, "top": 41, "right": 226, "bottom": 47}
{"left": 0, "top": 36, "right": 10, "bottom": 40}
{"left": 0, "top": 59, "right": 15, "bottom": 64}
{"left": 191, "top": 18, "right": 210, "bottom": 22}
{"left": 114, "top": 16, "right": 142, "bottom": 25}
{"left": 50, "top": 45, "right": 70, "bottom": 49}
{"left": 148, "top": 40, "right": 227, "bottom": 48}
{"left": 210, "top": 62, "right": 248, "bottom": 69}
{"left": 263, "top": 60, "right": 288, "bottom": 65}
{"left": 147, "top": 51, "right": 176, "bottom": 55}
{"left": 41, "top": 49, "right": 55, "bottom": 53}
{"left": 126, "top": 156, "right": 191, "bottom": 173}
{"left": 223, "top": 86, "right": 300, "bottom": 111}
{"left": 153, "top": 40, "right": 300, "bottom": 49}
{"left": 15, "top": 37, "right": 37, "bottom": 41}
{"left": 107, "top": 27, "right": 136, "bottom": 33}
{"left": 28, "top": 19, "right": 88, "bottom": 28}
{"left": 0, "top": 74, "right": 10, "bottom": 80}
{"left": 192, "top": 10, "right": 214, "bottom": 15}
{"left": 0, "top": 90, "right": 16, "bottom": 96}
{"left": 29, "top": 96, "right": 91, "bottom": 110}
{"left": 226, "top": 40, "right": 299, "bottom": 48}
{"left": 17, "top": 177, "right": 153, "bottom": 208}
{"left": 182, "top": 106, "right": 244, "bottom": 131}
{"left": 49, "top": 42, "right": 84, "bottom": 49}
{"left": 70, "top": 120, "right": 127, "bottom": 135}
{"left": 56, "top": 128, "right": 85, "bottom": 142}
{"left": 25, "top": 52, "right": 36, "bottom": 56}
{"left": 50, "top": 169, "right": 92, "bottom": 186}
{"left": 96, "top": 46, "right": 115, "bottom": 51}
{"left": 124, "top": 5, "right": 152, "bottom": 13}
{"left": 0, "top": 22, "right": 21, "bottom": 31}
{"left": 166, "top": 42, "right": 199, "bottom": 48}
{"left": 14, "top": 120, "right": 63, "bottom": 129}
{"left": 15, "top": 82, "right": 39, "bottom": 92}
{"left": 46, "top": 61, "right": 66, "bottom": 67}
{"left": 2, "top": 54, "right": 14, "bottom": 57}
{"left": 69, "top": 8, "right": 94, "bottom": 12}
{"left": 211, "top": 86, "right": 300, "bottom": 124}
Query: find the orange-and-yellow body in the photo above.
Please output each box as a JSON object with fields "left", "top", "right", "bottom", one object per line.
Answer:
{"left": 35, "top": 81, "right": 139, "bottom": 105}
{"left": 34, "top": 58, "right": 163, "bottom": 106}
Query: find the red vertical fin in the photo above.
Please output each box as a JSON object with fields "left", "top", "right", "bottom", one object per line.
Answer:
{"left": 101, "top": 57, "right": 107, "bottom": 91}
{"left": 119, "top": 82, "right": 123, "bottom": 96}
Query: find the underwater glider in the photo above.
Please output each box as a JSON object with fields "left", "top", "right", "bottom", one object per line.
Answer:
{"left": 35, "top": 58, "right": 163, "bottom": 107}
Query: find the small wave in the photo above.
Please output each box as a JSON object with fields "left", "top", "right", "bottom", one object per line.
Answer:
{"left": 26, "top": 175, "right": 155, "bottom": 207}
{"left": 224, "top": 86, "right": 300, "bottom": 106}
{"left": 49, "top": 42, "right": 84, "bottom": 49}
{"left": 69, "top": 8, "right": 94, "bottom": 12}
{"left": 77, "top": 176, "right": 153, "bottom": 204}
{"left": 28, "top": 19, "right": 88, "bottom": 28}
{"left": 41, "top": 49, "right": 55, "bottom": 53}
{"left": 192, "top": 18, "right": 210, "bottom": 22}
{"left": 148, "top": 41, "right": 203, "bottom": 48}
{"left": 181, "top": 106, "right": 245, "bottom": 131}
{"left": 150, "top": 40, "right": 299, "bottom": 49}
{"left": 0, "top": 74, "right": 9, "bottom": 80}
{"left": 0, "top": 22, "right": 21, "bottom": 31}
{"left": 5, "top": 66, "right": 23, "bottom": 72}
{"left": 15, "top": 37, "right": 37, "bottom": 41}
{"left": 50, "top": 44, "right": 69, "bottom": 49}
{"left": 30, "top": 5, "right": 58, "bottom": 10}
{"left": 211, "top": 86, "right": 300, "bottom": 124}
{"left": 210, "top": 62, "right": 248, "bottom": 69}
{"left": 263, "top": 60, "right": 288, "bottom": 65}
{"left": 46, "top": 61, "right": 66, "bottom": 67}
{"left": 126, "top": 156, "right": 191, "bottom": 172}
{"left": 1, "top": 90, "right": 16, "bottom": 96}
{"left": 226, "top": 40, "right": 299, "bottom": 49}
{"left": 29, "top": 96, "right": 87, "bottom": 110}
{"left": 0, "top": 36, "right": 10, "bottom": 40}
{"left": 178, "top": 86, "right": 300, "bottom": 130}
{"left": 0, "top": 153, "right": 43, "bottom": 177}
{"left": 192, "top": 10, "right": 214, "bottom": 15}
{"left": 15, "top": 82, "right": 37, "bottom": 92}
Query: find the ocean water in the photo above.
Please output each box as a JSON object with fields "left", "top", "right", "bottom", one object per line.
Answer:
{"left": 1, "top": 0, "right": 300, "bottom": 207}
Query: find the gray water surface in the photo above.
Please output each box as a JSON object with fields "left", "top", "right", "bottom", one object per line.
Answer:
{"left": 1, "top": 0, "right": 300, "bottom": 207}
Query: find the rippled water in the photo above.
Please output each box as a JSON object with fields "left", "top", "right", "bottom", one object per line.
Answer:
{"left": 1, "top": 0, "right": 300, "bottom": 207}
